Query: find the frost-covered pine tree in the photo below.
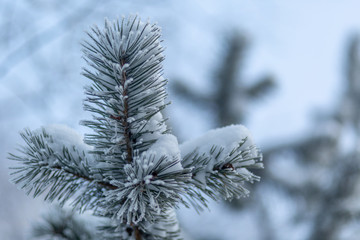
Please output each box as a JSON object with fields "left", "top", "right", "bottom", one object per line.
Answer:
{"left": 9, "top": 16, "right": 263, "bottom": 239}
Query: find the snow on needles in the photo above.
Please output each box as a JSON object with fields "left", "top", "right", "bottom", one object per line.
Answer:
{"left": 102, "top": 134, "right": 191, "bottom": 225}
{"left": 180, "top": 125, "right": 263, "bottom": 200}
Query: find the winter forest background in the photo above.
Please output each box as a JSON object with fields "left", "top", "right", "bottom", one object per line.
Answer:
{"left": 2, "top": 0, "right": 360, "bottom": 239}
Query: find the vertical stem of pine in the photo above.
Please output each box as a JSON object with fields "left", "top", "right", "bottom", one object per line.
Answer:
{"left": 120, "top": 58, "right": 133, "bottom": 163}
{"left": 120, "top": 57, "right": 140, "bottom": 239}
{"left": 134, "top": 226, "right": 142, "bottom": 240}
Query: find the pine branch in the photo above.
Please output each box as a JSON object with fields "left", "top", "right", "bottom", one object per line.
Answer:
{"left": 171, "top": 79, "right": 213, "bottom": 106}
{"left": 181, "top": 125, "right": 263, "bottom": 202}
{"left": 9, "top": 127, "right": 109, "bottom": 210}
{"left": 80, "top": 16, "right": 192, "bottom": 236}
{"left": 247, "top": 75, "right": 275, "bottom": 99}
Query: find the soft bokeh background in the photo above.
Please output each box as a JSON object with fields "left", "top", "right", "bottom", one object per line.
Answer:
{"left": 2, "top": 0, "right": 360, "bottom": 239}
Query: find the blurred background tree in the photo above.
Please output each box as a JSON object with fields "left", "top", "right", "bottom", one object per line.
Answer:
{"left": 257, "top": 34, "right": 360, "bottom": 240}
{"left": 172, "top": 31, "right": 275, "bottom": 126}
{"left": 172, "top": 32, "right": 360, "bottom": 240}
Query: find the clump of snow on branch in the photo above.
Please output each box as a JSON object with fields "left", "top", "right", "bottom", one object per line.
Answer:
{"left": 39, "top": 124, "right": 93, "bottom": 161}
{"left": 181, "top": 125, "right": 263, "bottom": 200}
{"left": 40, "top": 124, "right": 90, "bottom": 152}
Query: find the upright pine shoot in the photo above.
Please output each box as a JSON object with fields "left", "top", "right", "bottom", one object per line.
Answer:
{"left": 9, "top": 16, "right": 263, "bottom": 239}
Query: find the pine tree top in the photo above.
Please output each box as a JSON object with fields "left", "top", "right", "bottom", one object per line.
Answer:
{"left": 9, "top": 16, "right": 263, "bottom": 239}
